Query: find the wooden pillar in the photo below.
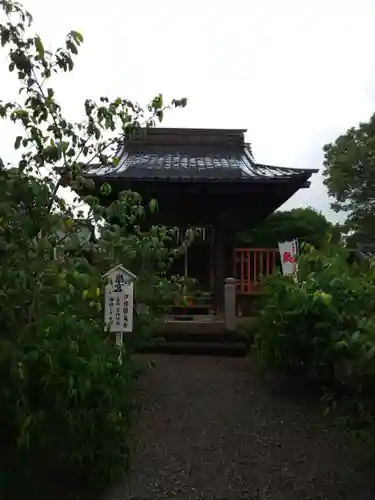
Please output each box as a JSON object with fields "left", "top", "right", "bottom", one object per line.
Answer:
{"left": 224, "top": 232, "right": 237, "bottom": 277}
{"left": 214, "top": 228, "right": 225, "bottom": 313}
{"left": 209, "top": 226, "right": 215, "bottom": 291}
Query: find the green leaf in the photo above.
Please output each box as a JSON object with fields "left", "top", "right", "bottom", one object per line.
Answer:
{"left": 172, "top": 97, "right": 188, "bottom": 108}
{"left": 66, "top": 39, "right": 78, "bottom": 55}
{"left": 43, "top": 144, "right": 60, "bottom": 161}
{"left": 18, "top": 414, "right": 33, "bottom": 448}
{"left": 1, "top": 29, "right": 9, "bottom": 46}
{"left": 152, "top": 94, "right": 163, "bottom": 110}
{"left": 366, "top": 345, "right": 375, "bottom": 360}
{"left": 149, "top": 198, "right": 158, "bottom": 213}
{"left": 334, "top": 339, "right": 348, "bottom": 350}
{"left": 61, "top": 141, "right": 70, "bottom": 152}
{"left": 100, "top": 182, "right": 112, "bottom": 196}
{"left": 82, "top": 177, "right": 95, "bottom": 191}
{"left": 14, "top": 136, "right": 22, "bottom": 150}
{"left": 34, "top": 36, "right": 45, "bottom": 58}
{"left": 70, "top": 30, "right": 84, "bottom": 44}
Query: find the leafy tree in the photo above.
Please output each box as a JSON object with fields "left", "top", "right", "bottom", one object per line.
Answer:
{"left": 237, "top": 207, "right": 339, "bottom": 249}
{"left": 0, "top": 1, "right": 187, "bottom": 499}
{"left": 322, "top": 113, "right": 375, "bottom": 243}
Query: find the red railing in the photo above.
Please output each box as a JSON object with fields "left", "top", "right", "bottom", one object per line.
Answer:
{"left": 234, "top": 248, "right": 278, "bottom": 294}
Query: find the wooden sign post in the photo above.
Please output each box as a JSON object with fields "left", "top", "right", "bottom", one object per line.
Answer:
{"left": 104, "top": 265, "right": 136, "bottom": 351}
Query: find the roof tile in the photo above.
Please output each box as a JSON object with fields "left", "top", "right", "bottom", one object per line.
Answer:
{"left": 86, "top": 128, "right": 318, "bottom": 182}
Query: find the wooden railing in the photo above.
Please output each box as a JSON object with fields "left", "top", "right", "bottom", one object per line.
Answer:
{"left": 234, "top": 248, "right": 278, "bottom": 294}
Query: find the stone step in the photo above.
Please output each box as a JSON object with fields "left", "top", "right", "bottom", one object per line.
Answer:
{"left": 158, "top": 330, "right": 250, "bottom": 344}
{"left": 138, "top": 340, "right": 247, "bottom": 357}
{"left": 156, "top": 318, "right": 226, "bottom": 335}
{"left": 155, "top": 316, "right": 256, "bottom": 335}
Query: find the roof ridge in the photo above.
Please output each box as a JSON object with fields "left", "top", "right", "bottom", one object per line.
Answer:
{"left": 122, "top": 127, "right": 246, "bottom": 148}
{"left": 139, "top": 127, "right": 248, "bottom": 134}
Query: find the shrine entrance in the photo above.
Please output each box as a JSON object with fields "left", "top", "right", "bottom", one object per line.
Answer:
{"left": 169, "top": 226, "right": 214, "bottom": 292}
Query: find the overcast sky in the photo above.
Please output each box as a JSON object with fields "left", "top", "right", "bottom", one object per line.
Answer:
{"left": 1, "top": 0, "right": 375, "bottom": 222}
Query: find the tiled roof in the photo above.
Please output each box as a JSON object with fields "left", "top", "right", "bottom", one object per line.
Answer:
{"left": 85, "top": 128, "right": 318, "bottom": 183}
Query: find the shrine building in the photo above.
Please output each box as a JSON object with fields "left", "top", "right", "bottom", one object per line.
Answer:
{"left": 83, "top": 127, "right": 317, "bottom": 323}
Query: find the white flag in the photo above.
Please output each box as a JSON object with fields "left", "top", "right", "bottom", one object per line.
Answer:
{"left": 278, "top": 240, "right": 298, "bottom": 276}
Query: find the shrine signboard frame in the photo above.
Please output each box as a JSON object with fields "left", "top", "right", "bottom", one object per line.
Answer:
{"left": 104, "top": 265, "right": 136, "bottom": 347}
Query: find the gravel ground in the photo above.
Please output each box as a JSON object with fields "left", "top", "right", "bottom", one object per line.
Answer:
{"left": 106, "top": 354, "right": 374, "bottom": 500}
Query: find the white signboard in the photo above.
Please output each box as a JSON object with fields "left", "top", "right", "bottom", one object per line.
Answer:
{"left": 278, "top": 240, "right": 298, "bottom": 276}
{"left": 104, "top": 265, "right": 136, "bottom": 345}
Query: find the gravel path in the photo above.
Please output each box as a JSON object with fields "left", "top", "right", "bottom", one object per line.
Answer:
{"left": 106, "top": 355, "right": 374, "bottom": 500}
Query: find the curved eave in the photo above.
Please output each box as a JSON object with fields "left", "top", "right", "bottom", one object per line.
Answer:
{"left": 84, "top": 169, "right": 317, "bottom": 187}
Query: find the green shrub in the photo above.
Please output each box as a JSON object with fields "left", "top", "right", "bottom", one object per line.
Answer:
{"left": 254, "top": 242, "right": 375, "bottom": 465}
{"left": 0, "top": 317, "right": 136, "bottom": 499}
{"left": 254, "top": 243, "right": 375, "bottom": 392}
{"left": 0, "top": 170, "right": 189, "bottom": 500}
{"left": 0, "top": 2, "right": 188, "bottom": 498}
{"left": 254, "top": 276, "right": 338, "bottom": 381}
{"left": 0, "top": 170, "right": 183, "bottom": 499}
